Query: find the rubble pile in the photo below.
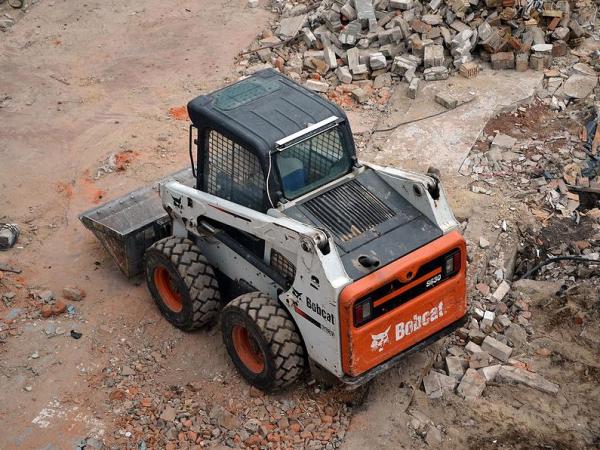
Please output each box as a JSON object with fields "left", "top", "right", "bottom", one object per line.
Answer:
{"left": 462, "top": 99, "right": 600, "bottom": 222}
{"left": 104, "top": 361, "right": 350, "bottom": 449}
{"left": 240, "top": 0, "right": 597, "bottom": 104}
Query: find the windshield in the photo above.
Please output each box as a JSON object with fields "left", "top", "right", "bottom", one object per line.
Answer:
{"left": 275, "top": 126, "right": 352, "bottom": 200}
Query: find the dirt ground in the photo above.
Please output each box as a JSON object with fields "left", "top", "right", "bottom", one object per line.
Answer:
{"left": 1, "top": 1, "right": 599, "bottom": 450}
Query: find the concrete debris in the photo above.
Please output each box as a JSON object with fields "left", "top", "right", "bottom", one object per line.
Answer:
{"left": 561, "top": 74, "right": 598, "bottom": 99}
{"left": 239, "top": 0, "right": 597, "bottom": 105}
{"left": 480, "top": 364, "right": 501, "bottom": 382}
{"left": 435, "top": 91, "right": 458, "bottom": 109}
{"left": 457, "top": 368, "right": 486, "bottom": 399}
{"left": 496, "top": 365, "right": 560, "bottom": 395}
{"left": 481, "top": 336, "right": 513, "bottom": 362}
{"left": 407, "top": 77, "right": 419, "bottom": 99}
{"left": 492, "top": 281, "right": 510, "bottom": 301}
{"left": 423, "top": 370, "right": 458, "bottom": 398}
{"left": 277, "top": 14, "right": 308, "bottom": 39}
{"left": 479, "top": 236, "right": 490, "bottom": 249}
{"left": 63, "top": 286, "right": 86, "bottom": 302}
{"left": 446, "top": 356, "right": 468, "bottom": 380}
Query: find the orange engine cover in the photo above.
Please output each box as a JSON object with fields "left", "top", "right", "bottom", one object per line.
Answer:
{"left": 339, "top": 230, "right": 467, "bottom": 377}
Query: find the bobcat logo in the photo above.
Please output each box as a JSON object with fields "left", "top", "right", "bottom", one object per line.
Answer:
{"left": 370, "top": 326, "right": 391, "bottom": 352}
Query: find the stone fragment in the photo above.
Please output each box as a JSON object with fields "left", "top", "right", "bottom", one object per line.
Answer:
{"left": 423, "top": 371, "right": 444, "bottom": 399}
{"left": 335, "top": 66, "right": 353, "bottom": 84}
{"left": 424, "top": 44, "right": 444, "bottom": 68}
{"left": 562, "top": 74, "right": 598, "bottom": 99}
{"left": 304, "top": 79, "right": 329, "bottom": 93}
{"left": 479, "top": 237, "right": 490, "bottom": 248}
{"left": 481, "top": 310, "right": 494, "bottom": 332}
{"left": 0, "top": 224, "right": 19, "bottom": 250}
{"left": 323, "top": 46, "right": 338, "bottom": 69}
{"left": 373, "top": 73, "right": 392, "bottom": 88}
{"left": 468, "top": 328, "right": 486, "bottom": 345}
{"left": 531, "top": 43, "right": 553, "bottom": 53}
{"left": 505, "top": 323, "right": 527, "bottom": 348}
{"left": 491, "top": 51, "right": 515, "bottom": 70}
{"left": 434, "top": 92, "right": 458, "bottom": 109}
{"left": 339, "top": 20, "right": 362, "bottom": 45}
{"left": 492, "top": 280, "right": 511, "bottom": 301}
{"left": 355, "top": 0, "right": 377, "bottom": 31}
{"left": 340, "top": 2, "right": 357, "bottom": 20}
{"left": 480, "top": 364, "right": 501, "bottom": 382}
{"left": 160, "top": 405, "right": 177, "bottom": 422}
{"left": 481, "top": 336, "right": 512, "bottom": 362}
{"left": 496, "top": 365, "right": 559, "bottom": 394}
{"left": 369, "top": 52, "right": 387, "bottom": 70}
{"left": 389, "top": 0, "right": 414, "bottom": 10}
{"left": 423, "top": 66, "right": 449, "bottom": 81}
{"left": 407, "top": 77, "right": 419, "bottom": 99}
{"left": 457, "top": 368, "right": 486, "bottom": 399}
{"left": 446, "top": 356, "right": 468, "bottom": 379}
{"left": 63, "top": 286, "right": 86, "bottom": 301}
{"left": 469, "top": 351, "right": 490, "bottom": 369}
{"left": 248, "top": 0, "right": 259, "bottom": 7}
{"left": 426, "top": 427, "right": 443, "bottom": 446}
{"left": 515, "top": 53, "right": 529, "bottom": 72}
{"left": 277, "top": 14, "right": 308, "bottom": 39}
{"left": 465, "top": 341, "right": 482, "bottom": 354}
{"left": 352, "top": 88, "right": 369, "bottom": 104}
{"left": 391, "top": 55, "right": 418, "bottom": 74}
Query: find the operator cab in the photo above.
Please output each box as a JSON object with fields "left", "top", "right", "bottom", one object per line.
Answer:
{"left": 186, "top": 69, "right": 357, "bottom": 212}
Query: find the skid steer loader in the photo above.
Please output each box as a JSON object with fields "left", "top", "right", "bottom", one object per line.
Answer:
{"left": 80, "top": 69, "right": 467, "bottom": 392}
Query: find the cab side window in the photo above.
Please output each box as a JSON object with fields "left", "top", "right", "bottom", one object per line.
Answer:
{"left": 205, "top": 130, "right": 266, "bottom": 211}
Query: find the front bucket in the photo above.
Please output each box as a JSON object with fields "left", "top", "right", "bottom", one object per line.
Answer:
{"left": 79, "top": 168, "right": 194, "bottom": 278}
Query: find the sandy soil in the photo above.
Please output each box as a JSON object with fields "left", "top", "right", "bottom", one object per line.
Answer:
{"left": 1, "top": 1, "right": 599, "bottom": 449}
{"left": 0, "top": 1, "right": 272, "bottom": 448}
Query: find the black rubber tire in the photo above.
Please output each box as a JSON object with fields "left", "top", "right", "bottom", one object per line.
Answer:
{"left": 222, "top": 292, "right": 305, "bottom": 392}
{"left": 144, "top": 236, "right": 220, "bottom": 330}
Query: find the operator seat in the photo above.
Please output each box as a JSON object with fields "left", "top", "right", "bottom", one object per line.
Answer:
{"left": 278, "top": 156, "right": 306, "bottom": 194}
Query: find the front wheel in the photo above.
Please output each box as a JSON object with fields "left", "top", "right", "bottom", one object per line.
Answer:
{"left": 144, "top": 236, "right": 220, "bottom": 330}
{"left": 221, "top": 292, "right": 305, "bottom": 392}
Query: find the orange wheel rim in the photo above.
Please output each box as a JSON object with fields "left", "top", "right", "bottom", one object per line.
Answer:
{"left": 232, "top": 325, "right": 265, "bottom": 374}
{"left": 154, "top": 266, "right": 183, "bottom": 313}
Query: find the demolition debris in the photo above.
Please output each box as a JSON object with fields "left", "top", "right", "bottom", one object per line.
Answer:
{"left": 239, "top": 0, "right": 597, "bottom": 104}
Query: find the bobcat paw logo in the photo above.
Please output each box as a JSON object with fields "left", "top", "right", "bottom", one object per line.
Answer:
{"left": 370, "top": 326, "right": 391, "bottom": 352}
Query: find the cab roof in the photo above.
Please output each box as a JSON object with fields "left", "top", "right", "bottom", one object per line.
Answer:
{"left": 187, "top": 69, "right": 348, "bottom": 156}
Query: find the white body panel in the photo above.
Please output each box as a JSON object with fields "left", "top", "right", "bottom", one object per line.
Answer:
{"left": 160, "top": 181, "right": 352, "bottom": 377}
{"left": 159, "top": 162, "right": 459, "bottom": 379}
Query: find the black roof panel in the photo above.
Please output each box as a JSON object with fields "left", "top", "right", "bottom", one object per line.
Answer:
{"left": 187, "top": 70, "right": 347, "bottom": 156}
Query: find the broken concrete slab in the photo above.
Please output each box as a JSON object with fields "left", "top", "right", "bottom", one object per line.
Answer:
{"left": 496, "top": 365, "right": 559, "bottom": 395}
{"left": 492, "top": 280, "right": 510, "bottom": 301}
{"left": 407, "top": 77, "right": 419, "bottom": 99}
{"left": 505, "top": 323, "right": 527, "bottom": 349}
{"left": 446, "top": 356, "right": 468, "bottom": 380}
{"left": 481, "top": 336, "right": 512, "bottom": 362}
{"left": 277, "top": 14, "right": 308, "bottom": 39}
{"left": 480, "top": 364, "right": 501, "bottom": 382}
{"left": 435, "top": 91, "right": 458, "bottom": 109}
{"left": 304, "top": 79, "right": 329, "bottom": 92}
{"left": 561, "top": 74, "right": 598, "bottom": 99}
{"left": 457, "top": 368, "right": 486, "bottom": 399}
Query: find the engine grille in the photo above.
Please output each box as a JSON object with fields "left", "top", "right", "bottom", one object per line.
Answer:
{"left": 303, "top": 179, "right": 396, "bottom": 241}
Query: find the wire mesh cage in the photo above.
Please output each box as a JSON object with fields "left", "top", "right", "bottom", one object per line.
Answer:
{"left": 206, "top": 131, "right": 266, "bottom": 210}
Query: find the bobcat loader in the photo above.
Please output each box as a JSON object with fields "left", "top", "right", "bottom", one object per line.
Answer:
{"left": 80, "top": 70, "right": 467, "bottom": 392}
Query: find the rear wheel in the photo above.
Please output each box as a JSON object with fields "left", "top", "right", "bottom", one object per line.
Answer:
{"left": 144, "top": 236, "right": 220, "bottom": 330}
{"left": 222, "top": 292, "right": 305, "bottom": 392}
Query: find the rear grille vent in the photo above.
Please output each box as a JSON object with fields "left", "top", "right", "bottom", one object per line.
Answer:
{"left": 303, "top": 180, "right": 396, "bottom": 241}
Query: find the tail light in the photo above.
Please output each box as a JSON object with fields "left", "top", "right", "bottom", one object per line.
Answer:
{"left": 444, "top": 250, "right": 461, "bottom": 277}
{"left": 354, "top": 298, "right": 373, "bottom": 326}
